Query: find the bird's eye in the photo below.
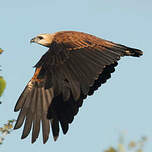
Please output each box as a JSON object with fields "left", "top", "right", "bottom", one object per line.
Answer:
{"left": 38, "top": 36, "right": 43, "bottom": 40}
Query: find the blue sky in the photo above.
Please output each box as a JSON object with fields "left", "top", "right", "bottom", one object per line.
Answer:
{"left": 0, "top": 0, "right": 151, "bottom": 151}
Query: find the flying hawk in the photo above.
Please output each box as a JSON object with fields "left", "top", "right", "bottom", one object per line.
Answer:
{"left": 14, "top": 31, "right": 143, "bottom": 143}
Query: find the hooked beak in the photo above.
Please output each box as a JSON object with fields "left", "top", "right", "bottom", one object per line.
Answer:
{"left": 30, "top": 37, "right": 37, "bottom": 43}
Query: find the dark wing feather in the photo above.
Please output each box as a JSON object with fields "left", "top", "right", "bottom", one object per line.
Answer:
{"left": 41, "top": 87, "right": 50, "bottom": 143}
{"left": 14, "top": 68, "right": 55, "bottom": 144}
{"left": 14, "top": 31, "right": 143, "bottom": 143}
{"left": 51, "top": 118, "right": 59, "bottom": 141}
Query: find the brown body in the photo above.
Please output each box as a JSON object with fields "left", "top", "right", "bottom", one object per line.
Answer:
{"left": 14, "top": 31, "right": 143, "bottom": 143}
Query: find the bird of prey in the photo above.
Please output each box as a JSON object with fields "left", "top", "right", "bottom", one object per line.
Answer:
{"left": 14, "top": 31, "right": 143, "bottom": 144}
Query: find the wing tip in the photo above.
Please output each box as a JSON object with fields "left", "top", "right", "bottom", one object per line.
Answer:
{"left": 125, "top": 48, "right": 143, "bottom": 57}
{"left": 31, "top": 138, "right": 36, "bottom": 144}
{"left": 21, "top": 135, "right": 26, "bottom": 140}
{"left": 14, "top": 106, "right": 20, "bottom": 112}
{"left": 13, "top": 119, "right": 23, "bottom": 130}
{"left": 42, "top": 135, "right": 49, "bottom": 144}
{"left": 21, "top": 132, "right": 28, "bottom": 140}
{"left": 14, "top": 124, "right": 19, "bottom": 130}
{"left": 53, "top": 136, "right": 58, "bottom": 141}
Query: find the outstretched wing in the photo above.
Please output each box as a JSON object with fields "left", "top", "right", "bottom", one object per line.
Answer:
{"left": 14, "top": 31, "right": 143, "bottom": 144}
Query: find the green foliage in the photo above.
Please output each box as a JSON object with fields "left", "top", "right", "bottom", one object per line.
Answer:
{"left": 105, "top": 147, "right": 117, "bottom": 152}
{"left": 0, "top": 48, "right": 6, "bottom": 103}
{"left": 0, "top": 48, "right": 3, "bottom": 54}
{"left": 0, "top": 48, "right": 14, "bottom": 145}
{"left": 0, "top": 76, "right": 6, "bottom": 97}
{"left": 0, "top": 120, "right": 16, "bottom": 144}
{"left": 104, "top": 133, "right": 148, "bottom": 152}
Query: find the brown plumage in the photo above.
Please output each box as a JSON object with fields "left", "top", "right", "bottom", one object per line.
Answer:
{"left": 14, "top": 31, "right": 143, "bottom": 143}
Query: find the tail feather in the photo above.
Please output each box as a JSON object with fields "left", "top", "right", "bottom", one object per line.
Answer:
{"left": 115, "top": 43, "right": 143, "bottom": 57}
{"left": 124, "top": 47, "right": 143, "bottom": 57}
{"left": 104, "top": 40, "right": 143, "bottom": 57}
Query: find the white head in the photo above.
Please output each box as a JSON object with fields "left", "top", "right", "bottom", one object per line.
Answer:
{"left": 30, "top": 33, "right": 56, "bottom": 47}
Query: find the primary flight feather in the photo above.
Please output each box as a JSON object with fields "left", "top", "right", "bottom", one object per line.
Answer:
{"left": 14, "top": 31, "right": 143, "bottom": 143}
